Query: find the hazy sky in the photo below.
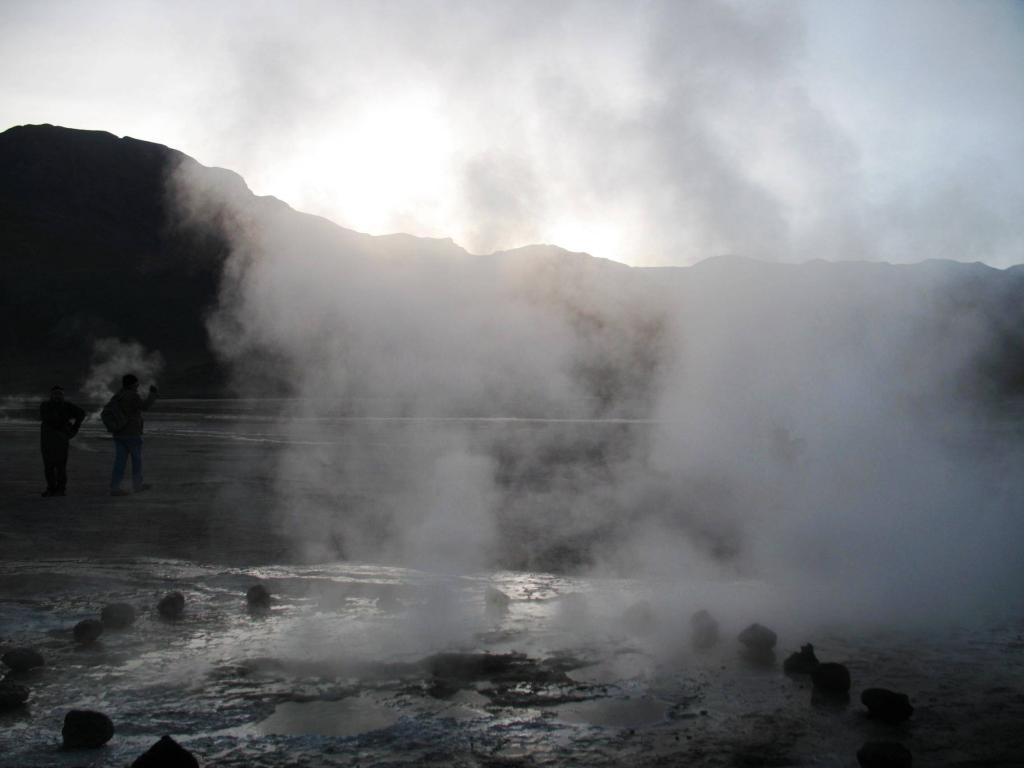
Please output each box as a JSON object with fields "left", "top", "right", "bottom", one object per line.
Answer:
{"left": 2, "top": 0, "right": 1022, "bottom": 266}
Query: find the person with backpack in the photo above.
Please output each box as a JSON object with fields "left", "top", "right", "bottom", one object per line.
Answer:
{"left": 39, "top": 385, "right": 85, "bottom": 497}
{"left": 104, "top": 373, "right": 159, "bottom": 496}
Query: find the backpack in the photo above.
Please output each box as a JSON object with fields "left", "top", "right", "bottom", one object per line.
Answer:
{"left": 100, "top": 396, "right": 128, "bottom": 434}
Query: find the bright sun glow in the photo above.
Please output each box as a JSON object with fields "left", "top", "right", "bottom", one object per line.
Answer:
{"left": 266, "top": 90, "right": 458, "bottom": 242}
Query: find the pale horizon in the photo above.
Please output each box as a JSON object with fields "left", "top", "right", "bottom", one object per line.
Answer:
{"left": 2, "top": 0, "right": 1022, "bottom": 268}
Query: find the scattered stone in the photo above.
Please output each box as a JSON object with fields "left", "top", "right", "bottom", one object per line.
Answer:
{"left": 0, "top": 681, "right": 30, "bottom": 710}
{"left": 783, "top": 643, "right": 820, "bottom": 675}
{"left": 130, "top": 735, "right": 200, "bottom": 768}
{"left": 73, "top": 618, "right": 104, "bottom": 645}
{"left": 857, "top": 740, "right": 913, "bottom": 768}
{"left": 158, "top": 592, "right": 186, "bottom": 620}
{"left": 246, "top": 584, "right": 271, "bottom": 611}
{"left": 862, "top": 688, "right": 914, "bottom": 724}
{"left": 690, "top": 609, "right": 719, "bottom": 650}
{"left": 623, "top": 600, "right": 656, "bottom": 635}
{"left": 62, "top": 709, "right": 114, "bottom": 748}
{"left": 485, "top": 586, "right": 511, "bottom": 614}
{"left": 738, "top": 623, "right": 777, "bottom": 651}
{"left": 101, "top": 602, "right": 137, "bottom": 629}
{"left": 2, "top": 647, "right": 45, "bottom": 672}
{"left": 812, "top": 661, "right": 851, "bottom": 695}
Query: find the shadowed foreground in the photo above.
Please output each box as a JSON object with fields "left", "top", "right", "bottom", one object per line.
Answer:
{"left": 1, "top": 416, "right": 1023, "bottom": 767}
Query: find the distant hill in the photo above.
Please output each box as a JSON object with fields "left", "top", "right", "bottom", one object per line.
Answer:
{"left": 1, "top": 123, "right": 1022, "bottom": 407}
{"left": 0, "top": 124, "right": 228, "bottom": 394}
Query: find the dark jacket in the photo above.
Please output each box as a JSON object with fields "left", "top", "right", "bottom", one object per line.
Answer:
{"left": 112, "top": 388, "right": 158, "bottom": 437}
{"left": 39, "top": 400, "right": 85, "bottom": 440}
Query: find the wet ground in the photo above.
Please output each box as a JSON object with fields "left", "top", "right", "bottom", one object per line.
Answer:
{"left": 3, "top": 557, "right": 1023, "bottom": 767}
{"left": 2, "top": 407, "right": 1024, "bottom": 766}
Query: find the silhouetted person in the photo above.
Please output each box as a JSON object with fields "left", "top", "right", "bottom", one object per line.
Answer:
{"left": 39, "top": 385, "right": 85, "bottom": 497}
{"left": 109, "top": 374, "right": 158, "bottom": 496}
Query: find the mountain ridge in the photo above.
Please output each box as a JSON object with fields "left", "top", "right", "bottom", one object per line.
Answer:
{"left": 2, "top": 123, "right": 1022, "bottom": 404}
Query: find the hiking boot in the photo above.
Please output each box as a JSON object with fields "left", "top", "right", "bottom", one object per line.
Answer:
{"left": 110, "top": 489, "right": 131, "bottom": 497}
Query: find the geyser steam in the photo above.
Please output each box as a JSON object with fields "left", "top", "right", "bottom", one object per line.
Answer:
{"left": 168, "top": 156, "right": 1024, "bottom": 628}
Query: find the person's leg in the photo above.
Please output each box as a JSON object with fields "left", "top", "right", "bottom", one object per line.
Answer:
{"left": 42, "top": 445, "right": 55, "bottom": 495}
{"left": 111, "top": 438, "right": 128, "bottom": 492}
{"left": 129, "top": 437, "right": 144, "bottom": 491}
{"left": 54, "top": 438, "right": 69, "bottom": 494}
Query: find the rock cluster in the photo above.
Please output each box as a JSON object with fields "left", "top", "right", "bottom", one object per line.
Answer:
{"left": 62, "top": 709, "right": 114, "bottom": 748}
{"left": 73, "top": 618, "right": 104, "bottom": 645}
{"left": 158, "top": 591, "right": 186, "bottom": 619}
{"left": 783, "top": 644, "right": 819, "bottom": 675}
{"left": 247, "top": 584, "right": 271, "bottom": 611}
{"left": 812, "top": 662, "right": 852, "bottom": 696}
{"left": 738, "top": 622, "right": 777, "bottom": 664}
{"left": 2, "top": 647, "right": 44, "bottom": 673}
{"left": 131, "top": 735, "right": 200, "bottom": 767}
{"left": 862, "top": 688, "right": 914, "bottom": 724}
{"left": 0, "top": 681, "right": 30, "bottom": 710}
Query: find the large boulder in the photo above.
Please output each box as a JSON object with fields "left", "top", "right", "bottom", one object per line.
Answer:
{"left": 62, "top": 709, "right": 115, "bottom": 748}
{"left": 73, "top": 619, "right": 104, "bottom": 645}
{"left": 857, "top": 740, "right": 913, "bottom": 767}
{"left": 158, "top": 592, "right": 186, "bottom": 620}
{"left": 246, "top": 584, "right": 271, "bottom": 611}
{"left": 101, "top": 602, "right": 137, "bottom": 629}
{"left": 2, "top": 647, "right": 44, "bottom": 672}
{"left": 783, "top": 644, "right": 820, "bottom": 675}
{"left": 0, "top": 681, "right": 30, "bottom": 710}
{"left": 131, "top": 735, "right": 200, "bottom": 767}
{"left": 812, "top": 662, "right": 851, "bottom": 695}
{"left": 862, "top": 688, "right": 914, "bottom": 724}
{"left": 738, "top": 623, "right": 777, "bottom": 651}
{"left": 691, "top": 609, "right": 720, "bottom": 650}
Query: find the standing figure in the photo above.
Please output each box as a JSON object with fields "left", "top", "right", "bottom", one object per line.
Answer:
{"left": 108, "top": 374, "right": 159, "bottom": 496}
{"left": 39, "top": 385, "right": 85, "bottom": 497}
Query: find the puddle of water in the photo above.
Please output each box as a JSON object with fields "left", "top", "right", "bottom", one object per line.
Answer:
{"left": 555, "top": 696, "right": 669, "bottom": 729}
{"left": 254, "top": 694, "right": 399, "bottom": 737}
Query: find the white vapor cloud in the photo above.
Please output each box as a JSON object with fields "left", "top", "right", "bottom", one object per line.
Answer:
{"left": 1, "top": 0, "right": 1022, "bottom": 266}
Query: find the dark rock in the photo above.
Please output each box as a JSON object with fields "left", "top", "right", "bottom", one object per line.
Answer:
{"left": 812, "top": 661, "right": 851, "bottom": 695}
{"left": 0, "top": 681, "right": 30, "bottom": 710}
{"left": 485, "top": 586, "right": 511, "bottom": 614}
{"left": 857, "top": 740, "right": 913, "bottom": 767}
{"left": 246, "top": 584, "right": 271, "bottom": 610}
{"left": 73, "top": 618, "right": 104, "bottom": 645}
{"left": 62, "top": 709, "right": 114, "bottom": 748}
{"left": 2, "top": 647, "right": 45, "bottom": 672}
{"left": 101, "top": 602, "right": 137, "bottom": 629}
{"left": 738, "top": 623, "right": 777, "bottom": 651}
{"left": 690, "top": 609, "right": 719, "bottom": 650}
{"left": 130, "top": 735, "right": 199, "bottom": 768}
{"left": 862, "top": 688, "right": 914, "bottom": 724}
{"left": 783, "top": 643, "right": 820, "bottom": 675}
{"left": 158, "top": 592, "right": 185, "bottom": 620}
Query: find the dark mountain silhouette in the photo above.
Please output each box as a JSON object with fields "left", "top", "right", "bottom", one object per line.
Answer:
{"left": 1, "top": 123, "right": 1022, "bottom": 407}
{"left": 0, "top": 124, "right": 228, "bottom": 394}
